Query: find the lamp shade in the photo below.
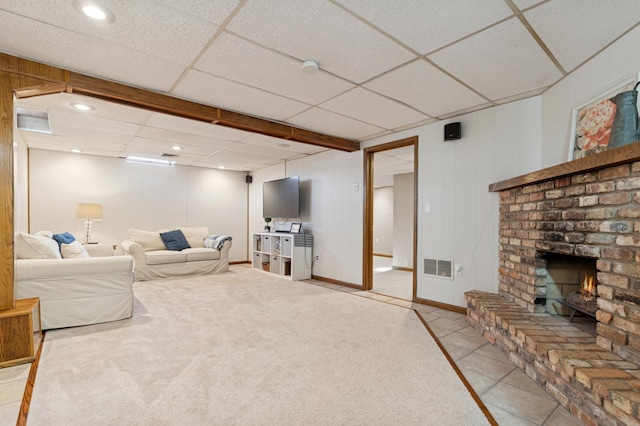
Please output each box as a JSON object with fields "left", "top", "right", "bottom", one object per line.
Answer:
{"left": 76, "top": 203, "right": 102, "bottom": 220}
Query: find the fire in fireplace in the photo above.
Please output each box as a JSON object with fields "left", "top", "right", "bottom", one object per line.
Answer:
{"left": 559, "top": 272, "right": 598, "bottom": 322}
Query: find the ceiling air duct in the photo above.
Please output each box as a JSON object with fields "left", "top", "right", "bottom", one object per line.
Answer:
{"left": 16, "top": 107, "right": 51, "bottom": 134}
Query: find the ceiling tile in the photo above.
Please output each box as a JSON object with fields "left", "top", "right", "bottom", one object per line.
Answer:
{"left": 364, "top": 60, "right": 488, "bottom": 117}
{"left": 428, "top": 17, "right": 563, "bottom": 100}
{"left": 0, "top": 0, "right": 217, "bottom": 65}
{"left": 173, "top": 70, "right": 310, "bottom": 121}
{"left": 335, "top": 0, "right": 513, "bottom": 54}
{"left": 48, "top": 110, "right": 141, "bottom": 136}
{"left": 524, "top": 0, "right": 640, "bottom": 72}
{"left": 0, "top": 11, "right": 186, "bottom": 92}
{"left": 319, "top": 88, "right": 429, "bottom": 129}
{"left": 157, "top": 0, "right": 240, "bottom": 25}
{"left": 135, "top": 127, "right": 235, "bottom": 152}
{"left": 226, "top": 0, "right": 416, "bottom": 83}
{"left": 511, "top": 0, "right": 545, "bottom": 9}
{"left": 127, "top": 136, "right": 225, "bottom": 156}
{"left": 240, "top": 133, "right": 328, "bottom": 154}
{"left": 287, "top": 107, "right": 385, "bottom": 140}
{"left": 146, "top": 113, "right": 251, "bottom": 141}
{"left": 195, "top": 32, "right": 354, "bottom": 105}
{"left": 221, "top": 142, "right": 306, "bottom": 160}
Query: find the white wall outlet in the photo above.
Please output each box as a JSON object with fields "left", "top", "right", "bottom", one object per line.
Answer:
{"left": 354, "top": 182, "right": 359, "bottom": 191}
{"left": 455, "top": 264, "right": 463, "bottom": 275}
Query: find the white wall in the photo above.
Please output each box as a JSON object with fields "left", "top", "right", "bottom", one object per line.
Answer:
{"left": 362, "top": 95, "right": 542, "bottom": 306}
{"left": 373, "top": 187, "right": 393, "bottom": 256}
{"left": 393, "top": 172, "right": 413, "bottom": 268}
{"left": 28, "top": 149, "right": 248, "bottom": 262}
{"left": 249, "top": 149, "right": 364, "bottom": 285}
{"left": 14, "top": 106, "right": 29, "bottom": 233}
{"left": 541, "top": 26, "right": 640, "bottom": 168}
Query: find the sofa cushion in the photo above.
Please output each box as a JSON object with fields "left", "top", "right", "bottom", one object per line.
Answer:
{"left": 61, "top": 241, "right": 90, "bottom": 259}
{"left": 15, "top": 232, "right": 62, "bottom": 259}
{"left": 182, "top": 247, "right": 221, "bottom": 261}
{"left": 145, "top": 250, "right": 187, "bottom": 265}
{"left": 128, "top": 229, "right": 166, "bottom": 252}
{"left": 160, "top": 229, "right": 191, "bottom": 251}
{"left": 179, "top": 227, "right": 210, "bottom": 248}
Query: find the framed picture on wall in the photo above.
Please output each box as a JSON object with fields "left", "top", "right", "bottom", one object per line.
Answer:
{"left": 290, "top": 223, "right": 302, "bottom": 234}
{"left": 568, "top": 74, "right": 639, "bottom": 160}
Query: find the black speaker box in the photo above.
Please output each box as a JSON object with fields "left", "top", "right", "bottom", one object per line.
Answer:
{"left": 246, "top": 175, "right": 253, "bottom": 184}
{"left": 444, "top": 122, "right": 461, "bottom": 141}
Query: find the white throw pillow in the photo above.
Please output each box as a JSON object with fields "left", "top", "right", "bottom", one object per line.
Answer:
{"left": 179, "top": 227, "right": 210, "bottom": 248}
{"left": 15, "top": 232, "right": 62, "bottom": 259}
{"left": 128, "top": 229, "right": 166, "bottom": 251}
{"left": 35, "top": 230, "right": 54, "bottom": 238}
{"left": 61, "top": 241, "right": 90, "bottom": 259}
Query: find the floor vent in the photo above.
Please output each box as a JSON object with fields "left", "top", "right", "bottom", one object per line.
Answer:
{"left": 423, "top": 258, "right": 453, "bottom": 279}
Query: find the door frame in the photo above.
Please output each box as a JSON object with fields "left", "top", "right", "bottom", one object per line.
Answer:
{"left": 362, "top": 136, "right": 418, "bottom": 298}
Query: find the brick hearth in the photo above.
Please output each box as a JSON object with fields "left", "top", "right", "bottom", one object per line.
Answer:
{"left": 466, "top": 145, "right": 640, "bottom": 426}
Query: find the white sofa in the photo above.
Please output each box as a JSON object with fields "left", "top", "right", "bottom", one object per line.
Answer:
{"left": 13, "top": 231, "right": 135, "bottom": 330}
{"left": 16, "top": 256, "right": 134, "bottom": 330}
{"left": 120, "top": 227, "right": 231, "bottom": 281}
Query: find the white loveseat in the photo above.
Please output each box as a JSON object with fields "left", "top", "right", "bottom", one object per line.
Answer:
{"left": 13, "top": 231, "right": 134, "bottom": 330}
{"left": 120, "top": 227, "right": 231, "bottom": 281}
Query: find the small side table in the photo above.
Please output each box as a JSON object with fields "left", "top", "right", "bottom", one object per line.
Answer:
{"left": 83, "top": 243, "right": 115, "bottom": 257}
{"left": 0, "top": 298, "right": 42, "bottom": 368}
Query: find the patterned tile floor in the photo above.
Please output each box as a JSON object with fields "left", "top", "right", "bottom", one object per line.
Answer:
{"left": 0, "top": 272, "right": 586, "bottom": 426}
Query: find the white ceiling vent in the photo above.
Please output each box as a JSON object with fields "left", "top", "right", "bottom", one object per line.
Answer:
{"left": 423, "top": 258, "right": 453, "bottom": 280}
{"left": 16, "top": 107, "right": 51, "bottom": 134}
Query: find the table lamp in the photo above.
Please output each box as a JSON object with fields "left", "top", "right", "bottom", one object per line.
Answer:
{"left": 76, "top": 203, "right": 102, "bottom": 243}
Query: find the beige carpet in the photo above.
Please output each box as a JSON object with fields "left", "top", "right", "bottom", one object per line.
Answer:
{"left": 28, "top": 266, "right": 490, "bottom": 425}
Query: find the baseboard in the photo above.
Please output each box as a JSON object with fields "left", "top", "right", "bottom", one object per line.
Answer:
{"left": 372, "top": 253, "right": 392, "bottom": 258}
{"left": 311, "top": 275, "right": 362, "bottom": 290}
{"left": 392, "top": 266, "right": 413, "bottom": 272}
{"left": 414, "top": 296, "right": 466, "bottom": 315}
{"left": 230, "top": 261, "right": 250, "bottom": 265}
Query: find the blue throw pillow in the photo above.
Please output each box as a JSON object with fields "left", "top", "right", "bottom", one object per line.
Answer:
{"left": 52, "top": 232, "right": 76, "bottom": 249}
{"left": 160, "top": 229, "right": 191, "bottom": 251}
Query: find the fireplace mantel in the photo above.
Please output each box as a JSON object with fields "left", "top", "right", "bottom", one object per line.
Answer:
{"left": 489, "top": 140, "right": 640, "bottom": 192}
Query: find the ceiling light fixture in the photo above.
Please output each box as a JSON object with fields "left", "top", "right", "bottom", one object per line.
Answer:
{"left": 71, "top": 103, "right": 94, "bottom": 111}
{"left": 218, "top": 166, "right": 225, "bottom": 170}
{"left": 171, "top": 145, "right": 183, "bottom": 151}
{"left": 301, "top": 60, "right": 319, "bottom": 74}
{"left": 72, "top": 0, "right": 116, "bottom": 24}
{"left": 278, "top": 143, "right": 290, "bottom": 148}
{"left": 125, "top": 156, "right": 174, "bottom": 167}
{"left": 71, "top": 149, "right": 83, "bottom": 153}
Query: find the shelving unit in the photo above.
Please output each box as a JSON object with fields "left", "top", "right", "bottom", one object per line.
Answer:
{"left": 251, "top": 232, "right": 312, "bottom": 280}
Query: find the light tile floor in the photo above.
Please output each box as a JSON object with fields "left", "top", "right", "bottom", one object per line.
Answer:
{"left": 0, "top": 278, "right": 585, "bottom": 426}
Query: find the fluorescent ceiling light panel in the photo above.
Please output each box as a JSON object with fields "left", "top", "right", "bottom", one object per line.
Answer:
{"left": 125, "top": 156, "right": 175, "bottom": 167}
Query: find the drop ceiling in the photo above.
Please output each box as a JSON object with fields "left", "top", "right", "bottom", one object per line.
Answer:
{"left": 2, "top": 0, "right": 639, "bottom": 172}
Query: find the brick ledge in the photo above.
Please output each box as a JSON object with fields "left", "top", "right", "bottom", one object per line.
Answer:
{"left": 465, "top": 290, "right": 640, "bottom": 426}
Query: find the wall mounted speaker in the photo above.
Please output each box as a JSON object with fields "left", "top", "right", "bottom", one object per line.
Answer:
{"left": 444, "top": 122, "right": 461, "bottom": 141}
{"left": 246, "top": 175, "right": 253, "bottom": 184}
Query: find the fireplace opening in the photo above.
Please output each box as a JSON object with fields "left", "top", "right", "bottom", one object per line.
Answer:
{"left": 541, "top": 252, "right": 597, "bottom": 334}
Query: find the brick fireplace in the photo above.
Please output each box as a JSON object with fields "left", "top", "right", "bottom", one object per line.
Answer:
{"left": 465, "top": 142, "right": 640, "bottom": 425}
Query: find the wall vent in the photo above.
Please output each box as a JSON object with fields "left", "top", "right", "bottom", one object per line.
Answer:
{"left": 423, "top": 258, "right": 453, "bottom": 279}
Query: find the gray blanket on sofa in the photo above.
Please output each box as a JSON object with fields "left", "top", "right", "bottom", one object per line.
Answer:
{"left": 203, "top": 235, "right": 232, "bottom": 250}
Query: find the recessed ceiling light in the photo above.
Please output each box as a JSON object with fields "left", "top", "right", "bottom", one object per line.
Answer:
{"left": 278, "top": 143, "right": 290, "bottom": 148}
{"left": 73, "top": 0, "right": 116, "bottom": 24}
{"left": 71, "top": 149, "right": 83, "bottom": 153}
{"left": 71, "top": 103, "right": 94, "bottom": 111}
{"left": 171, "top": 145, "right": 183, "bottom": 151}
{"left": 218, "top": 166, "right": 225, "bottom": 169}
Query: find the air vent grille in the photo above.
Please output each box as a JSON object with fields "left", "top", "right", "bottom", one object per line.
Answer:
{"left": 423, "top": 258, "right": 453, "bottom": 279}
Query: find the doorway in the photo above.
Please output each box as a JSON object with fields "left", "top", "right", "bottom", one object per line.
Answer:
{"left": 363, "top": 136, "right": 418, "bottom": 300}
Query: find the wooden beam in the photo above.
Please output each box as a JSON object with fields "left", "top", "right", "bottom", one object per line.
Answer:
{"left": 489, "top": 140, "right": 640, "bottom": 192}
{"left": 14, "top": 83, "right": 68, "bottom": 99}
{"left": 68, "top": 72, "right": 359, "bottom": 153}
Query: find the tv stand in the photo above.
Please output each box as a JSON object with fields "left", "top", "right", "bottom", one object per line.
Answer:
{"left": 251, "top": 232, "right": 312, "bottom": 280}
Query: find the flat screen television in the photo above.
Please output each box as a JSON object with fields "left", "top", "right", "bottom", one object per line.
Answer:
{"left": 263, "top": 176, "right": 300, "bottom": 219}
